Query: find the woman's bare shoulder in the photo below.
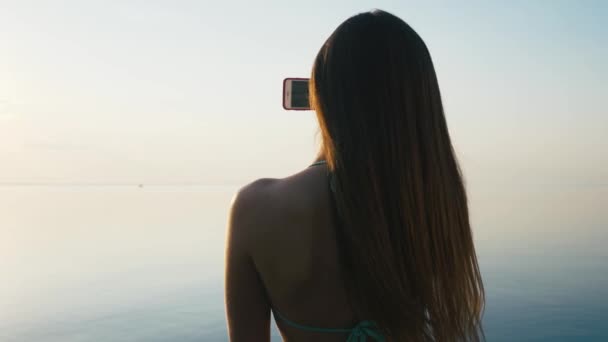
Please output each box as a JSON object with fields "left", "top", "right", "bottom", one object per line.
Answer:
{"left": 228, "top": 168, "right": 322, "bottom": 250}
{"left": 229, "top": 178, "right": 280, "bottom": 233}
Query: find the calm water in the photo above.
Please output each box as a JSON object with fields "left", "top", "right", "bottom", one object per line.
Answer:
{"left": 1, "top": 183, "right": 606, "bottom": 341}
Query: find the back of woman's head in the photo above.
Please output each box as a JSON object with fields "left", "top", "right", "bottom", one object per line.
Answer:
{"left": 311, "top": 10, "right": 484, "bottom": 341}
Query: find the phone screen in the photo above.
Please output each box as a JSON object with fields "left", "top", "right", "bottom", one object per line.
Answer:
{"left": 291, "top": 80, "right": 309, "bottom": 108}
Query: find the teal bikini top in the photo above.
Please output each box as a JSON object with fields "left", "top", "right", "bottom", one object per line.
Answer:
{"left": 273, "top": 310, "right": 385, "bottom": 342}
{"left": 270, "top": 160, "right": 385, "bottom": 342}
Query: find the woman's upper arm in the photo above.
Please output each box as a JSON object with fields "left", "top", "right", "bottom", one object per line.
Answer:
{"left": 225, "top": 184, "right": 272, "bottom": 342}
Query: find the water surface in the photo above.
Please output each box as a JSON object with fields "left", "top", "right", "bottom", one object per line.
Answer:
{"left": 1, "top": 183, "right": 606, "bottom": 341}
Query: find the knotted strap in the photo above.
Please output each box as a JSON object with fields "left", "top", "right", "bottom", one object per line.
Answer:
{"left": 346, "top": 321, "right": 385, "bottom": 342}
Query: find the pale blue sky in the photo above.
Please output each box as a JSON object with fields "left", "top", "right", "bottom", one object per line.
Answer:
{"left": 0, "top": 0, "right": 606, "bottom": 186}
{"left": 1, "top": 2, "right": 607, "bottom": 336}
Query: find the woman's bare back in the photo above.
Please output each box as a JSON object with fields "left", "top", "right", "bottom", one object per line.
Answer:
{"left": 226, "top": 163, "right": 357, "bottom": 341}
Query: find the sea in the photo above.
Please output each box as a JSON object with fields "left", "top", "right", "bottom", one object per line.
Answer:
{"left": 1, "top": 182, "right": 606, "bottom": 341}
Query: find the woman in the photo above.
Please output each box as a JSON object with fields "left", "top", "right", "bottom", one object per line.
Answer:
{"left": 225, "top": 9, "right": 484, "bottom": 342}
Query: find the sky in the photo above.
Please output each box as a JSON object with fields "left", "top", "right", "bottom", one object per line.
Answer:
{"left": 0, "top": 2, "right": 607, "bottom": 338}
{"left": 0, "top": 0, "right": 606, "bottom": 187}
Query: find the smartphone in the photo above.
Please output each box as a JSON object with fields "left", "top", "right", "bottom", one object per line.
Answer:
{"left": 283, "top": 78, "right": 310, "bottom": 110}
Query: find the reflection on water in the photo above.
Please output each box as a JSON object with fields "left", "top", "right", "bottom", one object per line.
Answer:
{"left": 0, "top": 184, "right": 606, "bottom": 341}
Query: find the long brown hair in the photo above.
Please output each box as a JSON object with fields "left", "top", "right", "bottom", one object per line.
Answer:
{"left": 310, "top": 10, "right": 484, "bottom": 341}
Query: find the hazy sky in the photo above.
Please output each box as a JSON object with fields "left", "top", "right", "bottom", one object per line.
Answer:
{"left": 1, "top": 2, "right": 607, "bottom": 336}
{"left": 1, "top": 0, "right": 606, "bottom": 186}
